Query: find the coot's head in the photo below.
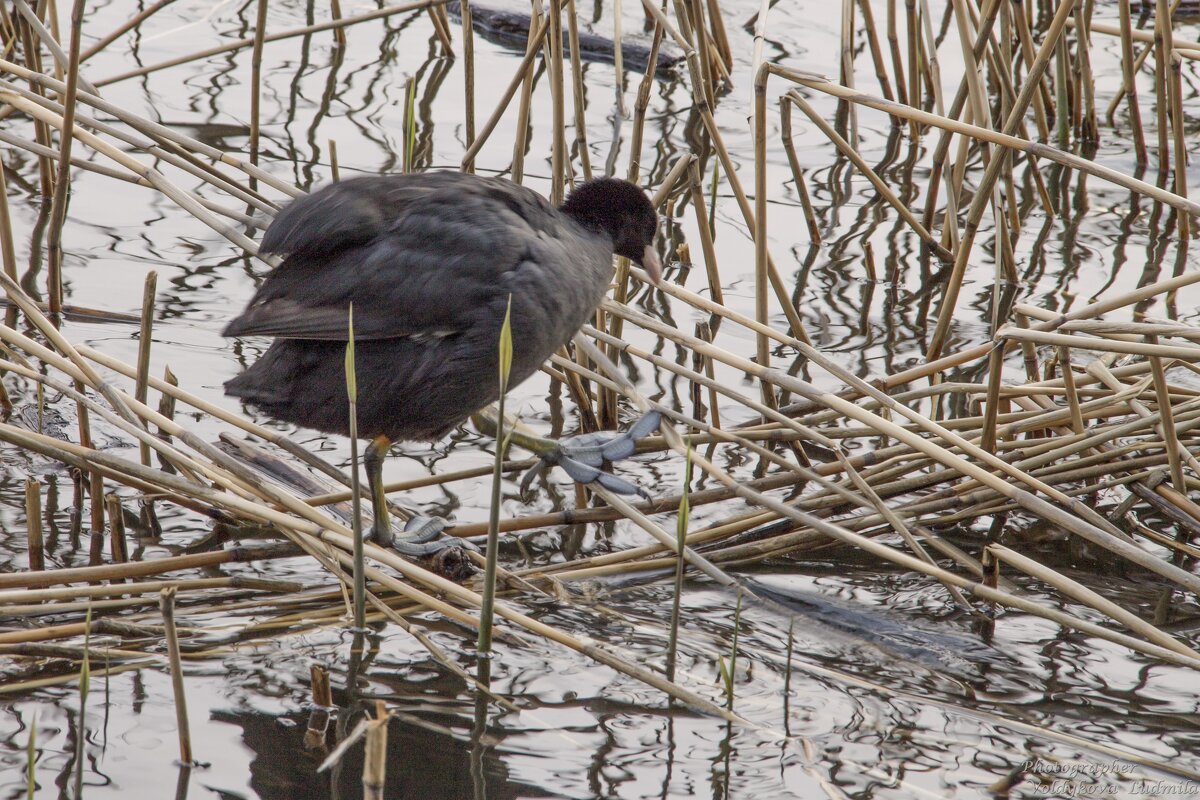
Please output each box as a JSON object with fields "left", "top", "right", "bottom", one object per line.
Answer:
{"left": 561, "top": 178, "right": 662, "bottom": 284}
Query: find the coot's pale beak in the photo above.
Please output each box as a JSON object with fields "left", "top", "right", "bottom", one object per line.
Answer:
{"left": 642, "top": 245, "right": 662, "bottom": 285}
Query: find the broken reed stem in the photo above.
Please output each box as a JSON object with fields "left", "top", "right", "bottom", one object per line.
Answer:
{"left": 15, "top": 6, "right": 55, "bottom": 199}
{"left": 685, "top": 0, "right": 714, "bottom": 108}
{"left": 1072, "top": 0, "right": 1097, "bottom": 142}
{"left": 886, "top": 0, "right": 907, "bottom": 106}
{"left": 0, "top": 394, "right": 760, "bottom": 730}
{"left": 508, "top": 0, "right": 540, "bottom": 184}
{"left": 249, "top": 0, "right": 268, "bottom": 183}
{"left": 1153, "top": 0, "right": 1171, "bottom": 170}
{"left": 45, "top": 0, "right": 86, "bottom": 316}
{"left": 460, "top": 10, "right": 549, "bottom": 168}
{"left": 778, "top": 97, "right": 821, "bottom": 245}
{"left": 160, "top": 586, "right": 193, "bottom": 765}
{"left": 1169, "top": 52, "right": 1188, "bottom": 238}
{"left": 564, "top": 0, "right": 591, "bottom": 181}
{"left": 905, "top": 0, "right": 919, "bottom": 115}
{"left": 330, "top": 0, "right": 347, "bottom": 47}
{"left": 858, "top": 0, "right": 894, "bottom": 102}
{"left": 461, "top": 0, "right": 475, "bottom": 172}
{"left": 1, "top": 56, "right": 300, "bottom": 199}
{"left": 104, "top": 493, "right": 129, "bottom": 566}
{"left": 0, "top": 56, "right": 292, "bottom": 194}
{"left": 920, "top": 0, "right": 1002, "bottom": 233}
{"left": 665, "top": 446, "right": 691, "bottom": 683}
{"left": 548, "top": 0, "right": 565, "bottom": 203}
{"left": 1146, "top": 336, "right": 1187, "bottom": 496}
{"left": 0, "top": 89, "right": 263, "bottom": 254}
{"left": 1057, "top": 348, "right": 1085, "bottom": 434}
{"left": 89, "top": 470, "right": 104, "bottom": 537}
{"left": 626, "top": 18, "right": 662, "bottom": 185}
{"left": 135, "top": 271, "right": 157, "bottom": 467}
{"left": 304, "top": 663, "right": 332, "bottom": 749}
{"left": 401, "top": 74, "right": 416, "bottom": 173}
{"left": 25, "top": 478, "right": 44, "bottom": 572}
{"left": 0, "top": 149, "right": 17, "bottom": 283}
{"left": 363, "top": 702, "right": 390, "bottom": 800}
{"left": 685, "top": 156, "right": 725, "bottom": 303}
{"left": 752, "top": 64, "right": 770, "bottom": 378}
{"left": 613, "top": 0, "right": 625, "bottom": 112}
{"left": 427, "top": 2, "right": 453, "bottom": 52}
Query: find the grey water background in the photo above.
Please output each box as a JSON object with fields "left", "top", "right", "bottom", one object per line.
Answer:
{"left": 1, "top": 0, "right": 1200, "bottom": 797}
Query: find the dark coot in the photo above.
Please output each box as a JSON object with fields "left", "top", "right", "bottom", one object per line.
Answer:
{"left": 224, "top": 171, "right": 660, "bottom": 549}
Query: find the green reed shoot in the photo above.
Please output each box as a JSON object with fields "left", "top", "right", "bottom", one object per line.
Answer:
{"left": 403, "top": 75, "right": 417, "bottom": 173}
{"left": 666, "top": 440, "right": 692, "bottom": 683}
{"left": 345, "top": 303, "right": 365, "bottom": 630}
{"left": 477, "top": 295, "right": 513, "bottom": 657}
{"left": 717, "top": 589, "right": 742, "bottom": 711}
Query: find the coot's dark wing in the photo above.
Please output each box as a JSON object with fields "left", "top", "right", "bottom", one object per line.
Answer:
{"left": 257, "top": 173, "right": 457, "bottom": 260}
{"left": 226, "top": 173, "right": 563, "bottom": 341}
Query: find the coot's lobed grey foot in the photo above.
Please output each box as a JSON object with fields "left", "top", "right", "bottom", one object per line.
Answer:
{"left": 369, "top": 514, "right": 479, "bottom": 558}
{"left": 525, "top": 410, "right": 662, "bottom": 499}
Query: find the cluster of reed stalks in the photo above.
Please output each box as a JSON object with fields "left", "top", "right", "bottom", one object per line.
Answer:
{"left": 2, "top": 0, "right": 1200, "bottom": 786}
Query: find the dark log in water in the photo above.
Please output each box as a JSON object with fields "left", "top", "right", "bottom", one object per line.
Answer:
{"left": 445, "top": 1, "right": 684, "bottom": 77}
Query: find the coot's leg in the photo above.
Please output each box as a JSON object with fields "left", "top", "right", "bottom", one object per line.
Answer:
{"left": 364, "top": 435, "right": 396, "bottom": 548}
{"left": 363, "top": 435, "right": 477, "bottom": 557}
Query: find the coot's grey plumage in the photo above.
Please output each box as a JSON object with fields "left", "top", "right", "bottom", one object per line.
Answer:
{"left": 224, "top": 171, "right": 660, "bottom": 550}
